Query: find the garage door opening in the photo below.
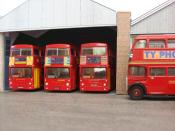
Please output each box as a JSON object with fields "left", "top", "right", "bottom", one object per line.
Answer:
{"left": 6, "top": 26, "right": 117, "bottom": 91}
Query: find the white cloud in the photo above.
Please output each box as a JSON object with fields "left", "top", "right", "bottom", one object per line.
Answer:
{"left": 0, "top": 0, "right": 26, "bottom": 16}
{"left": 94, "top": 0, "right": 168, "bottom": 19}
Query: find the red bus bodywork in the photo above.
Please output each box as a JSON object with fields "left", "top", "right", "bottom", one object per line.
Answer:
{"left": 9, "top": 44, "right": 42, "bottom": 90}
{"left": 44, "top": 44, "right": 77, "bottom": 91}
{"left": 128, "top": 34, "right": 175, "bottom": 100}
{"left": 79, "top": 43, "right": 113, "bottom": 92}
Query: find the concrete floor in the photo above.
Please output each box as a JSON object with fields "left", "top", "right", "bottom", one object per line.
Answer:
{"left": 0, "top": 91, "right": 175, "bottom": 131}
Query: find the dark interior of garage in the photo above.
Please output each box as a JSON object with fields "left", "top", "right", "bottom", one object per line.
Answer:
{"left": 5, "top": 27, "right": 117, "bottom": 91}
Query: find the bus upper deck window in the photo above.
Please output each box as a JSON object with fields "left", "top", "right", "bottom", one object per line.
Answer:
{"left": 47, "top": 49, "right": 57, "bottom": 56}
{"left": 11, "top": 49, "right": 20, "bottom": 56}
{"left": 149, "top": 40, "right": 165, "bottom": 48}
{"left": 82, "top": 47, "right": 106, "bottom": 55}
{"left": 57, "top": 49, "right": 69, "bottom": 56}
{"left": 130, "top": 66, "right": 145, "bottom": 76}
{"left": 168, "top": 40, "right": 175, "bottom": 48}
{"left": 21, "top": 49, "right": 32, "bottom": 56}
{"left": 134, "top": 40, "right": 146, "bottom": 48}
{"left": 93, "top": 47, "right": 106, "bottom": 55}
{"left": 82, "top": 48, "right": 93, "bottom": 55}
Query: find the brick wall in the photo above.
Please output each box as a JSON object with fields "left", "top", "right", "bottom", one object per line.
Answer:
{"left": 116, "top": 12, "right": 131, "bottom": 94}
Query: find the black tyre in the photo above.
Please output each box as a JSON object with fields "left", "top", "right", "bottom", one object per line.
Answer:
{"left": 129, "top": 86, "right": 144, "bottom": 100}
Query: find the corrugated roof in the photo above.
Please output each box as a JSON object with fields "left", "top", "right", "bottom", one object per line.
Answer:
{"left": 131, "top": 0, "right": 175, "bottom": 26}
{"left": 0, "top": 0, "right": 116, "bottom": 32}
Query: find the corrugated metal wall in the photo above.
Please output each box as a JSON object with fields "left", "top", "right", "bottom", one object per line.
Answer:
{"left": 131, "top": 2, "right": 175, "bottom": 34}
{"left": 0, "top": 0, "right": 116, "bottom": 32}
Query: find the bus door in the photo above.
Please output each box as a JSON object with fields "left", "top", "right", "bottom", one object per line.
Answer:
{"left": 147, "top": 67, "right": 167, "bottom": 95}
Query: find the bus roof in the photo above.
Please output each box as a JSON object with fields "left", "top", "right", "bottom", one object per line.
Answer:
{"left": 135, "top": 34, "right": 175, "bottom": 40}
{"left": 81, "top": 43, "right": 107, "bottom": 47}
{"left": 11, "top": 44, "right": 36, "bottom": 48}
{"left": 46, "top": 44, "right": 71, "bottom": 48}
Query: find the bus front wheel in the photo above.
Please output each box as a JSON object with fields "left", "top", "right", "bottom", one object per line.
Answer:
{"left": 129, "top": 86, "right": 144, "bottom": 100}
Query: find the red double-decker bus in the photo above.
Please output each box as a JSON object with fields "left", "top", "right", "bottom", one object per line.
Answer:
{"left": 128, "top": 34, "right": 175, "bottom": 100}
{"left": 79, "top": 43, "right": 113, "bottom": 92}
{"left": 44, "top": 44, "right": 77, "bottom": 91}
{"left": 9, "top": 44, "right": 42, "bottom": 90}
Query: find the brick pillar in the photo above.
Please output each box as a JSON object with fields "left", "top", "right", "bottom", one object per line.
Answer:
{"left": 0, "top": 33, "right": 5, "bottom": 92}
{"left": 116, "top": 12, "right": 131, "bottom": 94}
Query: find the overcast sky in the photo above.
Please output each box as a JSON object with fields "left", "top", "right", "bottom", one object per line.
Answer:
{"left": 0, "top": 0, "right": 168, "bottom": 19}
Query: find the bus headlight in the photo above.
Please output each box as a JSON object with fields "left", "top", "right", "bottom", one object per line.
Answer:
{"left": 66, "top": 83, "right": 70, "bottom": 86}
{"left": 45, "top": 82, "right": 48, "bottom": 86}
{"left": 129, "top": 53, "right": 133, "bottom": 58}
{"left": 81, "top": 83, "right": 84, "bottom": 86}
{"left": 10, "top": 82, "right": 12, "bottom": 85}
{"left": 103, "top": 83, "right": 107, "bottom": 86}
{"left": 29, "top": 82, "right": 32, "bottom": 85}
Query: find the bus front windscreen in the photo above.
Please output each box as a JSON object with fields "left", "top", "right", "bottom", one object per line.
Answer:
{"left": 11, "top": 48, "right": 32, "bottom": 56}
{"left": 82, "top": 47, "right": 106, "bottom": 55}
{"left": 46, "top": 48, "right": 69, "bottom": 56}
{"left": 10, "top": 68, "right": 32, "bottom": 78}
{"left": 46, "top": 68, "right": 70, "bottom": 78}
{"left": 82, "top": 67, "right": 106, "bottom": 79}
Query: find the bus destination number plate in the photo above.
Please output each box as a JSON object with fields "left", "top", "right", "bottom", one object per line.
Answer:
{"left": 51, "top": 58, "right": 63, "bottom": 64}
{"left": 87, "top": 56, "right": 100, "bottom": 64}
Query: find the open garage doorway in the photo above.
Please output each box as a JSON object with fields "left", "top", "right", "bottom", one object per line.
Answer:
{"left": 5, "top": 26, "right": 117, "bottom": 91}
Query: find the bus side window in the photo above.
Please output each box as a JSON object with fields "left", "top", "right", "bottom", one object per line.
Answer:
{"left": 167, "top": 40, "right": 175, "bottom": 48}
{"left": 134, "top": 40, "right": 147, "bottom": 48}
{"left": 108, "top": 49, "right": 111, "bottom": 56}
{"left": 71, "top": 49, "right": 75, "bottom": 56}
{"left": 34, "top": 48, "right": 39, "bottom": 56}
{"left": 130, "top": 66, "right": 146, "bottom": 76}
{"left": 41, "top": 49, "right": 44, "bottom": 57}
{"left": 150, "top": 68, "right": 166, "bottom": 76}
{"left": 168, "top": 68, "right": 175, "bottom": 76}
